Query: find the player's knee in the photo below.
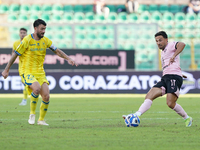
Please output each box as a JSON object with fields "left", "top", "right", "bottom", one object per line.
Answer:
{"left": 167, "top": 101, "right": 174, "bottom": 109}
{"left": 33, "top": 86, "right": 41, "bottom": 95}
{"left": 42, "top": 94, "right": 50, "bottom": 101}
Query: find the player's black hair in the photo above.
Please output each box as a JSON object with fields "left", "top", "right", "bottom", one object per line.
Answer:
{"left": 20, "top": 28, "right": 27, "bottom": 32}
{"left": 33, "top": 19, "right": 46, "bottom": 27}
{"left": 155, "top": 31, "right": 168, "bottom": 39}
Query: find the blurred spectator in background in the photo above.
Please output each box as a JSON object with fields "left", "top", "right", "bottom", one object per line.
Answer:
{"left": 93, "top": 0, "right": 110, "bottom": 18}
{"left": 13, "top": 28, "right": 28, "bottom": 106}
{"left": 125, "top": 0, "right": 139, "bottom": 13}
{"left": 187, "top": 0, "right": 200, "bottom": 13}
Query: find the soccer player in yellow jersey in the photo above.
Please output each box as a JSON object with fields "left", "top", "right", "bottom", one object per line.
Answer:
{"left": 2, "top": 19, "right": 78, "bottom": 126}
{"left": 13, "top": 28, "right": 28, "bottom": 106}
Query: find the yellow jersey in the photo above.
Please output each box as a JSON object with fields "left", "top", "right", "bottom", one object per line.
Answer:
{"left": 15, "top": 34, "right": 55, "bottom": 75}
{"left": 13, "top": 39, "right": 23, "bottom": 75}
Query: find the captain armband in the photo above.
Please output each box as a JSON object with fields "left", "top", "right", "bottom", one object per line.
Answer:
{"left": 14, "top": 50, "right": 22, "bottom": 56}
{"left": 49, "top": 44, "right": 57, "bottom": 51}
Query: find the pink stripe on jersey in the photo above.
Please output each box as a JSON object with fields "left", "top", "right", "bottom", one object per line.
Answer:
{"left": 161, "top": 41, "right": 182, "bottom": 76}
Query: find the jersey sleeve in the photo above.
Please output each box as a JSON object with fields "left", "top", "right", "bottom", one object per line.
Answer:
{"left": 13, "top": 41, "right": 17, "bottom": 50}
{"left": 170, "top": 41, "right": 178, "bottom": 52}
{"left": 45, "top": 37, "right": 53, "bottom": 48}
{"left": 45, "top": 37, "right": 57, "bottom": 51}
{"left": 15, "top": 38, "right": 29, "bottom": 56}
{"left": 13, "top": 40, "right": 20, "bottom": 50}
{"left": 175, "top": 42, "right": 179, "bottom": 49}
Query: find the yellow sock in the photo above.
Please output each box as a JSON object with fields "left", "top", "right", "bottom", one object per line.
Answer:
{"left": 30, "top": 92, "right": 39, "bottom": 115}
{"left": 23, "top": 88, "right": 27, "bottom": 100}
{"left": 38, "top": 101, "right": 49, "bottom": 121}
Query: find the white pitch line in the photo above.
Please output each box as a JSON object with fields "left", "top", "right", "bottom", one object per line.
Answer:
{"left": 0, "top": 110, "right": 198, "bottom": 114}
{"left": 0, "top": 118, "right": 182, "bottom": 121}
{"left": 1, "top": 94, "right": 200, "bottom": 98}
{"left": 0, "top": 110, "right": 172, "bottom": 113}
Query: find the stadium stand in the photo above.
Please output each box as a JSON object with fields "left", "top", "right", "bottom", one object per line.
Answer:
{"left": 0, "top": 0, "right": 198, "bottom": 70}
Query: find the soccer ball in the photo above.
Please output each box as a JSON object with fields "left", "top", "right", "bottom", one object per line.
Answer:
{"left": 125, "top": 114, "right": 140, "bottom": 127}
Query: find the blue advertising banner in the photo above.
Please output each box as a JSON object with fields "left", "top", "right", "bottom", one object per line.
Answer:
{"left": 0, "top": 71, "right": 199, "bottom": 94}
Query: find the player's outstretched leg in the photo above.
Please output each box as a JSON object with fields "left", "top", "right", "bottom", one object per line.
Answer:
{"left": 132, "top": 99, "right": 153, "bottom": 118}
{"left": 122, "top": 88, "right": 161, "bottom": 126}
{"left": 122, "top": 99, "right": 152, "bottom": 121}
{"left": 137, "top": 99, "right": 152, "bottom": 115}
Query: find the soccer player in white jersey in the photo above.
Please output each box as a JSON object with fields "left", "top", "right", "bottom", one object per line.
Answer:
{"left": 123, "top": 31, "right": 192, "bottom": 127}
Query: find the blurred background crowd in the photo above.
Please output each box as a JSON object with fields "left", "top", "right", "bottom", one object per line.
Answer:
{"left": 0, "top": 0, "right": 199, "bottom": 71}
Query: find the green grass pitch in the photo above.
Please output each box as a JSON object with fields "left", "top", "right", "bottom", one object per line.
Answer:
{"left": 0, "top": 94, "right": 200, "bottom": 150}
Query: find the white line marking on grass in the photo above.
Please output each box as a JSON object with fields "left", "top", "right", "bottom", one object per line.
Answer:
{"left": 1, "top": 94, "right": 200, "bottom": 98}
{"left": 0, "top": 94, "right": 145, "bottom": 98}
{"left": 0, "top": 110, "right": 172, "bottom": 113}
{"left": 0, "top": 118, "right": 182, "bottom": 121}
{"left": 0, "top": 110, "right": 198, "bottom": 114}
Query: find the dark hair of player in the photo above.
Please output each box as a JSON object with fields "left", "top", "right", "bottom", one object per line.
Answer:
{"left": 33, "top": 19, "right": 47, "bottom": 27}
{"left": 155, "top": 31, "right": 168, "bottom": 39}
{"left": 20, "top": 28, "right": 27, "bottom": 32}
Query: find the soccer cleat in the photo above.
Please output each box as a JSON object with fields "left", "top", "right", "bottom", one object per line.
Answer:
{"left": 37, "top": 120, "right": 49, "bottom": 126}
{"left": 122, "top": 115, "right": 127, "bottom": 119}
{"left": 19, "top": 99, "right": 27, "bottom": 106}
{"left": 28, "top": 114, "right": 35, "bottom": 125}
{"left": 185, "top": 116, "right": 193, "bottom": 127}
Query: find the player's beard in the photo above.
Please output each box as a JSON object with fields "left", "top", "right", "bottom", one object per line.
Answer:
{"left": 160, "top": 45, "right": 164, "bottom": 50}
{"left": 162, "top": 43, "right": 167, "bottom": 50}
{"left": 37, "top": 32, "right": 44, "bottom": 39}
{"left": 159, "top": 44, "right": 165, "bottom": 50}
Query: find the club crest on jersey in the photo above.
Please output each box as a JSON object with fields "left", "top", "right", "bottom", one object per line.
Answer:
{"left": 37, "top": 43, "right": 40, "bottom": 46}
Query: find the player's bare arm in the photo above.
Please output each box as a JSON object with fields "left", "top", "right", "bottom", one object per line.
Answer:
{"left": 2, "top": 52, "right": 18, "bottom": 79}
{"left": 53, "top": 48, "right": 78, "bottom": 66}
{"left": 169, "top": 42, "right": 185, "bottom": 65}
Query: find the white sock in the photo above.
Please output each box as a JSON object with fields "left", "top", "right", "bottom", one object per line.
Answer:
{"left": 184, "top": 115, "right": 189, "bottom": 120}
{"left": 135, "top": 111, "right": 142, "bottom": 116}
{"left": 173, "top": 103, "right": 188, "bottom": 119}
{"left": 135, "top": 99, "right": 153, "bottom": 116}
